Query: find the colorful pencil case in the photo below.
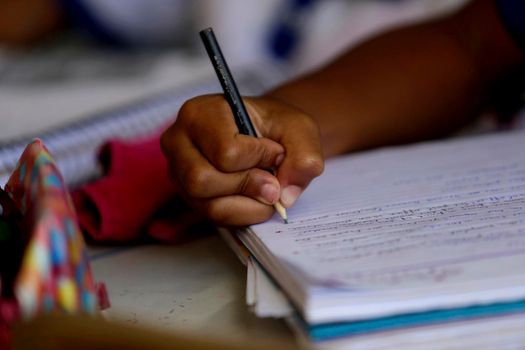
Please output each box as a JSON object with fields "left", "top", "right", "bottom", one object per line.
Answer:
{"left": 0, "top": 140, "right": 108, "bottom": 348}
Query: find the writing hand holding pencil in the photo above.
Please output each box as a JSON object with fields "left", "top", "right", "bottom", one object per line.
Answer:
{"left": 160, "top": 28, "right": 324, "bottom": 226}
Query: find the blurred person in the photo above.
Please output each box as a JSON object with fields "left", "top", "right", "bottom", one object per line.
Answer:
{"left": 0, "top": 0, "right": 191, "bottom": 47}
{"left": 161, "top": 0, "right": 525, "bottom": 226}
{"left": 0, "top": 0, "right": 293, "bottom": 70}
{"left": 0, "top": 0, "right": 64, "bottom": 46}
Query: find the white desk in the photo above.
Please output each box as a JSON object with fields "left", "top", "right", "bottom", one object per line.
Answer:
{"left": 89, "top": 234, "right": 298, "bottom": 347}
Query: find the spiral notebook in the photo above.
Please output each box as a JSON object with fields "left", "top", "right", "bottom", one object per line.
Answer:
{"left": 0, "top": 65, "right": 283, "bottom": 187}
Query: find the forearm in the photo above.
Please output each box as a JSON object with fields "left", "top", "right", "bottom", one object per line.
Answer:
{"left": 267, "top": 0, "right": 524, "bottom": 157}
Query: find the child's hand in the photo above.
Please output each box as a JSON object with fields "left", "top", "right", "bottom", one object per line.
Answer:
{"left": 161, "top": 94, "right": 324, "bottom": 226}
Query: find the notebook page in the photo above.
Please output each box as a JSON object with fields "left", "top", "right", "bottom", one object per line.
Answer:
{"left": 250, "top": 131, "right": 525, "bottom": 293}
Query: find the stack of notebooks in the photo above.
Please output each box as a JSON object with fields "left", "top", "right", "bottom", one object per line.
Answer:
{"left": 222, "top": 129, "right": 525, "bottom": 349}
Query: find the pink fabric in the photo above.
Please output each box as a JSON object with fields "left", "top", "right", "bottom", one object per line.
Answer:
{"left": 73, "top": 134, "right": 210, "bottom": 243}
{"left": 0, "top": 301, "right": 18, "bottom": 350}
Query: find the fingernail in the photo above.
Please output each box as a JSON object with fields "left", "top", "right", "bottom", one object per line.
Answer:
{"left": 281, "top": 185, "right": 302, "bottom": 207}
{"left": 275, "top": 153, "right": 285, "bottom": 168}
{"left": 261, "top": 183, "right": 280, "bottom": 204}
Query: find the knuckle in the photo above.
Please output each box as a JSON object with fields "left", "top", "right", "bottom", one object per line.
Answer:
{"left": 178, "top": 95, "right": 227, "bottom": 121}
{"left": 296, "top": 154, "right": 324, "bottom": 178}
{"left": 182, "top": 165, "right": 211, "bottom": 197}
{"left": 178, "top": 96, "right": 217, "bottom": 123}
{"left": 257, "top": 142, "right": 273, "bottom": 166}
{"left": 289, "top": 111, "right": 319, "bottom": 134}
{"left": 300, "top": 114, "right": 321, "bottom": 134}
{"left": 213, "top": 142, "right": 241, "bottom": 170}
{"left": 177, "top": 99, "right": 198, "bottom": 124}
{"left": 236, "top": 171, "right": 251, "bottom": 195}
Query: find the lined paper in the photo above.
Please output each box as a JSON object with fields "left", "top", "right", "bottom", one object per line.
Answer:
{"left": 249, "top": 130, "right": 525, "bottom": 297}
{"left": 268, "top": 192, "right": 525, "bottom": 289}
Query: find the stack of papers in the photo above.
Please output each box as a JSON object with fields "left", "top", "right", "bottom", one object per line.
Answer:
{"left": 225, "top": 130, "right": 525, "bottom": 349}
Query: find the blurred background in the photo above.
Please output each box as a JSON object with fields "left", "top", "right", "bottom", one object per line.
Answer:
{"left": 0, "top": 0, "right": 469, "bottom": 143}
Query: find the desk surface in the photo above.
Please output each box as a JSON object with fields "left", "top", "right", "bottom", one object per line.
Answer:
{"left": 89, "top": 235, "right": 298, "bottom": 347}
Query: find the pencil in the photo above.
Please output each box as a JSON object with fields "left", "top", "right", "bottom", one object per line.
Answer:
{"left": 199, "top": 27, "right": 288, "bottom": 224}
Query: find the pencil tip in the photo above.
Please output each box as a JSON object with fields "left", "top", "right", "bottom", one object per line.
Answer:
{"left": 274, "top": 202, "right": 288, "bottom": 224}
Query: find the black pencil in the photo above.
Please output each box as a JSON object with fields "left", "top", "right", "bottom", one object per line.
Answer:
{"left": 199, "top": 27, "right": 288, "bottom": 223}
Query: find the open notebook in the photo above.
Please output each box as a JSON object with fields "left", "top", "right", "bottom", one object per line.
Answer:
{"left": 237, "top": 130, "right": 525, "bottom": 340}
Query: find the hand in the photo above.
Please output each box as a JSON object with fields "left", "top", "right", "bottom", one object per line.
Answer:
{"left": 161, "top": 94, "right": 324, "bottom": 226}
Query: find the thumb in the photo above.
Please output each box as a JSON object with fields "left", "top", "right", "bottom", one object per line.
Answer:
{"left": 275, "top": 125, "right": 324, "bottom": 208}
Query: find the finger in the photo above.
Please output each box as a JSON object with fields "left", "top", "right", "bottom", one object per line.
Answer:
{"left": 192, "top": 195, "right": 276, "bottom": 226}
{"left": 182, "top": 104, "right": 284, "bottom": 172}
{"left": 269, "top": 113, "right": 324, "bottom": 208}
{"left": 201, "top": 133, "right": 284, "bottom": 173}
{"left": 162, "top": 127, "right": 281, "bottom": 204}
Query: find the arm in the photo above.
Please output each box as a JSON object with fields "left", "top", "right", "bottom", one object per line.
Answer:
{"left": 268, "top": 0, "right": 525, "bottom": 157}
{"left": 161, "top": 0, "right": 525, "bottom": 226}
